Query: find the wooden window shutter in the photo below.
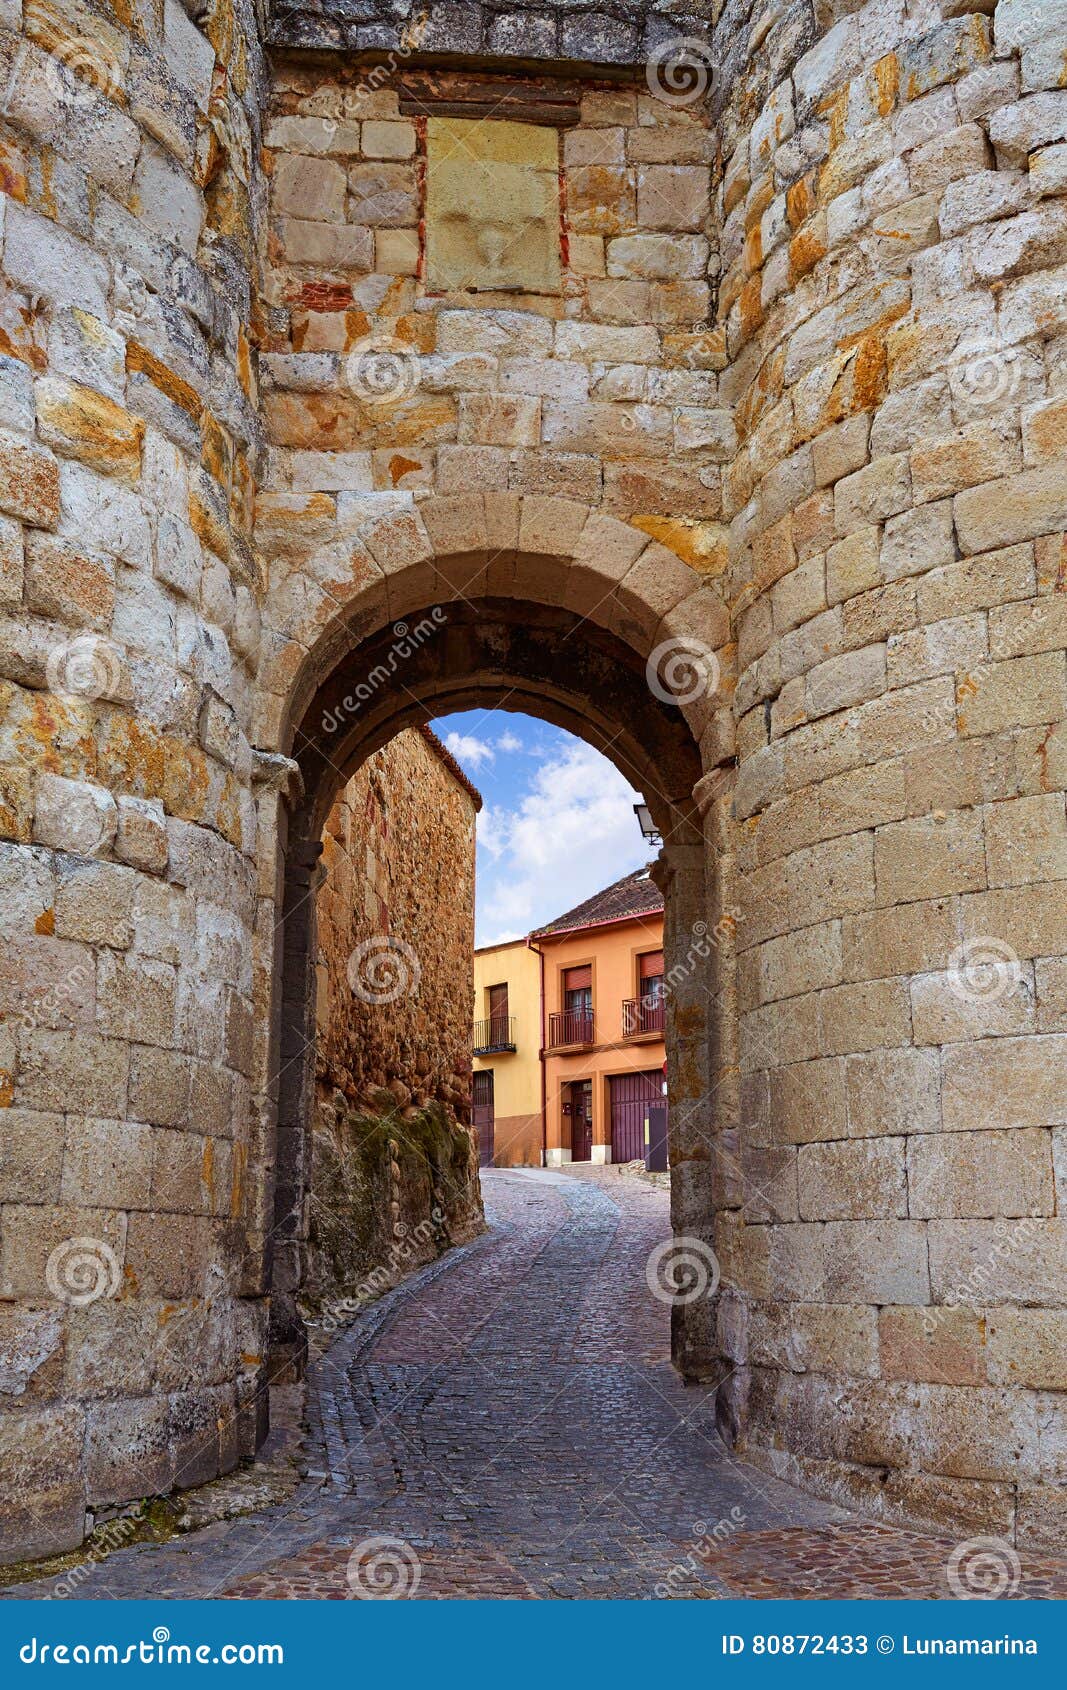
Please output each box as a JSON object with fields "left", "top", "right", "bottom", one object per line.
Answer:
{"left": 639, "top": 951, "right": 664, "bottom": 980}
{"left": 564, "top": 965, "right": 592, "bottom": 991}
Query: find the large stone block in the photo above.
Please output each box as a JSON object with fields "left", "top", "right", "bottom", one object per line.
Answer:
{"left": 425, "top": 118, "right": 560, "bottom": 294}
{"left": 909, "top": 1128, "right": 1054, "bottom": 1220}
{"left": 798, "top": 1136, "right": 907, "bottom": 1221}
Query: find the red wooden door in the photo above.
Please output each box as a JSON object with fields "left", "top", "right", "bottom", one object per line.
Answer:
{"left": 609, "top": 1070, "right": 663, "bottom": 1164}
{"left": 473, "top": 1070, "right": 495, "bottom": 1167}
{"left": 570, "top": 1079, "right": 592, "bottom": 1162}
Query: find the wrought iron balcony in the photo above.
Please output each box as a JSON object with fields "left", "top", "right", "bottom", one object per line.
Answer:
{"left": 547, "top": 1008, "right": 595, "bottom": 1049}
{"left": 622, "top": 995, "right": 665, "bottom": 1037}
{"left": 473, "top": 1015, "right": 516, "bottom": 1055}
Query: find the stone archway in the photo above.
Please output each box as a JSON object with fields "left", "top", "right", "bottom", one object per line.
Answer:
{"left": 250, "top": 500, "right": 733, "bottom": 1389}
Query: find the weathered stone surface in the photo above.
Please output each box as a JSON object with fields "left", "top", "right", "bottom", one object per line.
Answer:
{"left": 0, "top": 0, "right": 1065, "bottom": 1570}
{"left": 426, "top": 119, "right": 561, "bottom": 296}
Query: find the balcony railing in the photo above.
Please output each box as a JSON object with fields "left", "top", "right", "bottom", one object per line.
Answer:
{"left": 473, "top": 1016, "right": 516, "bottom": 1054}
{"left": 547, "top": 1009, "right": 595, "bottom": 1049}
{"left": 622, "top": 996, "right": 665, "bottom": 1037}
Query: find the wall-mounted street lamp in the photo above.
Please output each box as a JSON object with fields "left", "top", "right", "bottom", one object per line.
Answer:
{"left": 633, "top": 801, "right": 661, "bottom": 847}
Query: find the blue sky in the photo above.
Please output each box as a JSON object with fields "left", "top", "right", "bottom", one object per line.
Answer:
{"left": 432, "top": 708, "right": 651, "bottom": 947}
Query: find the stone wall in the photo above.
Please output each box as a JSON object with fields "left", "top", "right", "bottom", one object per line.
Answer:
{"left": 713, "top": 0, "right": 1067, "bottom": 1551}
{"left": 268, "top": 0, "right": 705, "bottom": 67}
{"left": 0, "top": 0, "right": 272, "bottom": 1560}
{"left": 306, "top": 726, "right": 483, "bottom": 1311}
{"left": 1, "top": 0, "right": 1066, "bottom": 1564}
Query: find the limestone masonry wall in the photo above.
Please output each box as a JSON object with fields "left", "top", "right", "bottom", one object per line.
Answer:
{"left": 713, "top": 0, "right": 1067, "bottom": 1551}
{"left": 0, "top": 0, "right": 271, "bottom": 1560}
{"left": 0, "top": 0, "right": 1065, "bottom": 1561}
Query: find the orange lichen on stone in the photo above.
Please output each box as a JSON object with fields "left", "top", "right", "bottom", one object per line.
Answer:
{"left": 126, "top": 340, "right": 202, "bottom": 418}
{"left": 12, "top": 692, "right": 98, "bottom": 780}
{"left": 201, "top": 411, "right": 233, "bottom": 489}
{"left": 37, "top": 380, "right": 144, "bottom": 482}
{"left": 0, "top": 138, "right": 28, "bottom": 202}
{"left": 745, "top": 173, "right": 776, "bottom": 232}
{"left": 393, "top": 312, "right": 436, "bottom": 354}
{"left": 873, "top": 53, "right": 900, "bottom": 118}
{"left": 97, "top": 713, "right": 168, "bottom": 799}
{"left": 189, "top": 484, "right": 233, "bottom": 560}
{"left": 389, "top": 454, "right": 421, "bottom": 485}
{"left": 786, "top": 175, "right": 814, "bottom": 231}
{"left": 850, "top": 331, "right": 890, "bottom": 413}
{"left": 790, "top": 226, "right": 826, "bottom": 282}
{"left": 0, "top": 1071, "right": 13, "bottom": 1108}
{"left": 34, "top": 907, "right": 55, "bottom": 935}
{"left": 818, "top": 87, "right": 849, "bottom": 151}
{"left": 0, "top": 766, "right": 32, "bottom": 843}
{"left": 632, "top": 515, "right": 728, "bottom": 574}
{"left": 739, "top": 275, "right": 764, "bottom": 340}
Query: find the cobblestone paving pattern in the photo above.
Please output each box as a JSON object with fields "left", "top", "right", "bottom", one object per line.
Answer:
{"left": 6, "top": 1169, "right": 1067, "bottom": 1600}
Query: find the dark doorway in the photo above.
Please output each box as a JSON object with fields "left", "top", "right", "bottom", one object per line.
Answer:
{"left": 569, "top": 1079, "right": 593, "bottom": 1163}
{"left": 473, "top": 1070, "right": 495, "bottom": 1168}
{"left": 609, "top": 1071, "right": 664, "bottom": 1165}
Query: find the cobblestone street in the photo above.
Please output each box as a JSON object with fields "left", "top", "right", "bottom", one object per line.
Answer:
{"left": 6, "top": 1169, "right": 1067, "bottom": 1602}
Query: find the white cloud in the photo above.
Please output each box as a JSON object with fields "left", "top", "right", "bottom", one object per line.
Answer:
{"left": 444, "top": 731, "right": 494, "bottom": 769}
{"left": 474, "top": 738, "right": 647, "bottom": 946}
{"left": 495, "top": 730, "right": 523, "bottom": 754}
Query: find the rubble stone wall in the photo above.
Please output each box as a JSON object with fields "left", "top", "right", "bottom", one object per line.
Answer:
{"left": 307, "top": 726, "right": 483, "bottom": 1311}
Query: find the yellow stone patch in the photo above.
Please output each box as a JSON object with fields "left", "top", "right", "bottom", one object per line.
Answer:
{"left": 37, "top": 379, "right": 144, "bottom": 483}
{"left": 632, "top": 516, "right": 728, "bottom": 576}
{"left": 0, "top": 765, "right": 32, "bottom": 843}
{"left": 11, "top": 690, "right": 97, "bottom": 780}
{"left": 126, "top": 339, "right": 202, "bottom": 418}
{"left": 425, "top": 117, "right": 561, "bottom": 296}
{"left": 24, "top": 0, "right": 128, "bottom": 102}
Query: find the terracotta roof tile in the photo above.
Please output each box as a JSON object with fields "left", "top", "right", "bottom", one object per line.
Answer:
{"left": 531, "top": 864, "right": 662, "bottom": 938}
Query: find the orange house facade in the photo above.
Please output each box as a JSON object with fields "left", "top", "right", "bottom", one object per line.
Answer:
{"left": 530, "top": 869, "right": 667, "bottom": 1168}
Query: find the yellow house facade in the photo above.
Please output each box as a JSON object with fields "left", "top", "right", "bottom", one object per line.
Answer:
{"left": 472, "top": 939, "right": 543, "bottom": 1168}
